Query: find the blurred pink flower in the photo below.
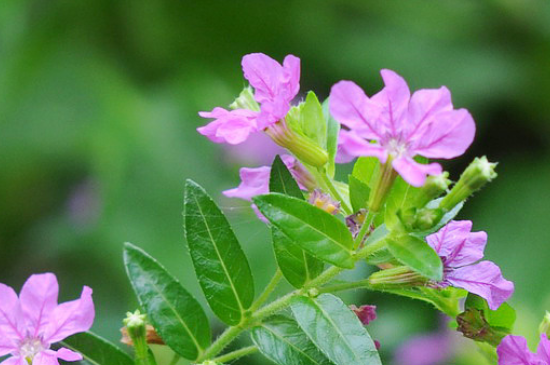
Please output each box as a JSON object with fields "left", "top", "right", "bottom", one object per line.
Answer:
{"left": 427, "top": 220, "right": 514, "bottom": 310}
{"left": 329, "top": 69, "right": 475, "bottom": 186}
{"left": 223, "top": 132, "right": 285, "bottom": 166}
{"left": 198, "top": 53, "right": 300, "bottom": 145}
{"left": 0, "top": 273, "right": 95, "bottom": 365}
{"left": 497, "top": 334, "right": 550, "bottom": 365}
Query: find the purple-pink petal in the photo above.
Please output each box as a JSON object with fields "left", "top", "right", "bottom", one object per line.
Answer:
{"left": 223, "top": 166, "right": 271, "bottom": 201}
{"left": 392, "top": 157, "right": 442, "bottom": 187}
{"left": 43, "top": 286, "right": 94, "bottom": 343}
{"left": 497, "top": 335, "right": 537, "bottom": 365}
{"left": 33, "top": 350, "right": 60, "bottom": 365}
{"left": 336, "top": 130, "right": 387, "bottom": 163}
{"left": 0, "top": 357, "right": 26, "bottom": 365}
{"left": 375, "top": 69, "right": 411, "bottom": 130}
{"left": 282, "top": 55, "right": 300, "bottom": 100}
{"left": 406, "top": 86, "right": 453, "bottom": 139}
{"left": 329, "top": 81, "right": 382, "bottom": 140}
{"left": 446, "top": 261, "right": 514, "bottom": 310}
{"left": 536, "top": 334, "right": 550, "bottom": 364}
{"left": 197, "top": 107, "right": 259, "bottom": 145}
{"left": 410, "top": 108, "right": 476, "bottom": 160}
{"left": 56, "top": 348, "right": 83, "bottom": 362}
{"left": 426, "top": 220, "right": 487, "bottom": 268}
{"left": 19, "top": 273, "right": 59, "bottom": 338}
{"left": 0, "top": 283, "right": 23, "bottom": 342}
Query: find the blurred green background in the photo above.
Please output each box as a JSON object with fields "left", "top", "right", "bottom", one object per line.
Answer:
{"left": 1, "top": 0, "right": 549, "bottom": 364}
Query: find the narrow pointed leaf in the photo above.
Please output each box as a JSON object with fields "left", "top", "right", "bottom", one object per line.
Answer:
{"left": 184, "top": 180, "right": 254, "bottom": 325}
{"left": 254, "top": 193, "right": 355, "bottom": 269}
{"left": 58, "top": 332, "right": 133, "bottom": 365}
{"left": 291, "top": 294, "right": 381, "bottom": 365}
{"left": 348, "top": 175, "right": 370, "bottom": 212}
{"left": 123, "top": 243, "right": 210, "bottom": 360}
{"left": 322, "top": 98, "right": 341, "bottom": 177}
{"left": 386, "top": 234, "right": 443, "bottom": 281}
{"left": 251, "top": 315, "right": 333, "bottom": 365}
{"left": 269, "top": 155, "right": 304, "bottom": 200}
{"left": 301, "top": 91, "right": 326, "bottom": 148}
{"left": 270, "top": 157, "right": 323, "bottom": 288}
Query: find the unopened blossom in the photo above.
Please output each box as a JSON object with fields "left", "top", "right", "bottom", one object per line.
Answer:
{"left": 198, "top": 53, "right": 300, "bottom": 145}
{"left": 426, "top": 220, "right": 514, "bottom": 310}
{"left": 329, "top": 69, "right": 476, "bottom": 187}
{"left": 349, "top": 304, "right": 377, "bottom": 325}
{"left": 497, "top": 334, "right": 550, "bottom": 365}
{"left": 223, "top": 155, "right": 313, "bottom": 201}
{"left": 0, "top": 273, "right": 95, "bottom": 365}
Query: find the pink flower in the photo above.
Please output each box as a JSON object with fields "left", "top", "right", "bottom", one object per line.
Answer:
{"left": 223, "top": 155, "right": 310, "bottom": 201}
{"left": 329, "top": 69, "right": 475, "bottom": 187}
{"left": 349, "top": 304, "right": 377, "bottom": 326}
{"left": 0, "top": 273, "right": 95, "bottom": 365}
{"left": 198, "top": 53, "right": 300, "bottom": 145}
{"left": 426, "top": 220, "right": 514, "bottom": 310}
{"left": 497, "top": 334, "right": 550, "bottom": 365}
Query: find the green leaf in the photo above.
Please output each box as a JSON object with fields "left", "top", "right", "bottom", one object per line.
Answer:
{"left": 291, "top": 294, "right": 381, "bottom": 365}
{"left": 123, "top": 243, "right": 210, "bottom": 360}
{"left": 322, "top": 98, "right": 341, "bottom": 177}
{"left": 352, "top": 157, "right": 380, "bottom": 187}
{"left": 184, "top": 180, "right": 254, "bottom": 325}
{"left": 272, "top": 228, "right": 324, "bottom": 289}
{"left": 254, "top": 193, "right": 355, "bottom": 269}
{"left": 270, "top": 155, "right": 304, "bottom": 199}
{"left": 301, "top": 91, "right": 327, "bottom": 148}
{"left": 384, "top": 177, "right": 421, "bottom": 228}
{"left": 269, "top": 157, "right": 323, "bottom": 288}
{"left": 58, "top": 332, "right": 133, "bottom": 365}
{"left": 386, "top": 234, "right": 443, "bottom": 281}
{"left": 465, "top": 294, "right": 516, "bottom": 330}
{"left": 251, "top": 315, "right": 333, "bottom": 365}
{"left": 348, "top": 175, "right": 370, "bottom": 213}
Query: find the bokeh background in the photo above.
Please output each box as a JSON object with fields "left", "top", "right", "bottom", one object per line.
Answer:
{"left": 1, "top": 1, "right": 550, "bottom": 364}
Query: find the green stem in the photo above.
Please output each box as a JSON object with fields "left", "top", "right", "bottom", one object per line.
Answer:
{"left": 212, "top": 346, "right": 258, "bottom": 364}
{"left": 197, "top": 325, "right": 245, "bottom": 362}
{"left": 167, "top": 354, "right": 180, "bottom": 365}
{"left": 353, "top": 211, "right": 377, "bottom": 248}
{"left": 252, "top": 291, "right": 297, "bottom": 322}
{"left": 318, "top": 279, "right": 371, "bottom": 293}
{"left": 249, "top": 269, "right": 283, "bottom": 312}
{"left": 303, "top": 265, "right": 344, "bottom": 290}
{"left": 318, "top": 170, "right": 352, "bottom": 215}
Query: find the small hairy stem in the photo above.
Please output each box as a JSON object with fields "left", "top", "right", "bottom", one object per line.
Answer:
{"left": 318, "top": 279, "right": 371, "bottom": 293}
{"left": 167, "top": 354, "right": 180, "bottom": 365}
{"left": 249, "top": 269, "right": 283, "bottom": 312}
{"left": 318, "top": 170, "right": 352, "bottom": 215}
{"left": 197, "top": 325, "right": 245, "bottom": 362}
{"left": 354, "top": 211, "right": 377, "bottom": 248}
{"left": 356, "top": 236, "right": 389, "bottom": 259}
{"left": 212, "top": 346, "right": 258, "bottom": 363}
{"left": 304, "top": 265, "right": 345, "bottom": 290}
{"left": 252, "top": 291, "right": 298, "bottom": 322}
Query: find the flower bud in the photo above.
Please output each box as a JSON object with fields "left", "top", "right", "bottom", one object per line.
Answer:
{"left": 229, "top": 87, "right": 260, "bottom": 112}
{"left": 122, "top": 310, "right": 158, "bottom": 365}
{"left": 539, "top": 311, "right": 550, "bottom": 337}
{"left": 265, "top": 120, "right": 328, "bottom": 167}
{"left": 309, "top": 189, "right": 340, "bottom": 215}
{"left": 412, "top": 208, "right": 444, "bottom": 231}
{"left": 349, "top": 304, "right": 377, "bottom": 325}
{"left": 456, "top": 308, "right": 508, "bottom": 346}
{"left": 121, "top": 325, "right": 164, "bottom": 346}
{"left": 368, "top": 266, "right": 428, "bottom": 288}
{"left": 440, "top": 156, "right": 497, "bottom": 211}
{"left": 413, "top": 172, "right": 451, "bottom": 208}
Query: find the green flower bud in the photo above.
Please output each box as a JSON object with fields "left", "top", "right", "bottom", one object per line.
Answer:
{"left": 413, "top": 172, "right": 451, "bottom": 208}
{"left": 229, "top": 87, "right": 260, "bottom": 111}
{"left": 123, "top": 310, "right": 157, "bottom": 365}
{"left": 440, "top": 156, "right": 497, "bottom": 211}
{"left": 368, "top": 266, "right": 428, "bottom": 288}
{"left": 539, "top": 311, "right": 550, "bottom": 337}
{"left": 265, "top": 120, "right": 328, "bottom": 167}
{"left": 412, "top": 208, "right": 444, "bottom": 231}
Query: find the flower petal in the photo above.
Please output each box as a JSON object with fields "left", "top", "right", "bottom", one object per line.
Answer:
{"left": 447, "top": 261, "right": 514, "bottom": 310}
{"left": 497, "top": 335, "right": 536, "bottom": 365}
{"left": 536, "top": 334, "right": 550, "bottom": 364}
{"left": 282, "top": 55, "right": 300, "bottom": 101}
{"left": 33, "top": 350, "right": 60, "bottom": 365}
{"left": 43, "top": 286, "right": 94, "bottom": 343}
{"left": 371, "top": 69, "right": 411, "bottom": 135}
{"left": 405, "top": 86, "right": 453, "bottom": 139}
{"left": 55, "top": 348, "right": 83, "bottom": 362}
{"left": 392, "top": 157, "right": 442, "bottom": 187}
{"left": 0, "top": 357, "right": 26, "bottom": 365}
{"left": 223, "top": 166, "right": 272, "bottom": 201}
{"left": 410, "top": 108, "right": 475, "bottom": 159}
{"left": 0, "top": 283, "right": 23, "bottom": 342}
{"left": 336, "top": 129, "right": 388, "bottom": 164}
{"left": 19, "top": 273, "right": 59, "bottom": 337}
{"left": 426, "top": 220, "right": 487, "bottom": 267}
{"left": 329, "top": 81, "right": 382, "bottom": 140}
{"left": 198, "top": 107, "right": 259, "bottom": 145}
{"left": 242, "top": 53, "right": 285, "bottom": 104}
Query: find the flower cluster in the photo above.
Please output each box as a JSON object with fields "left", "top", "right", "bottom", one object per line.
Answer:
{"left": 0, "top": 273, "right": 94, "bottom": 365}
